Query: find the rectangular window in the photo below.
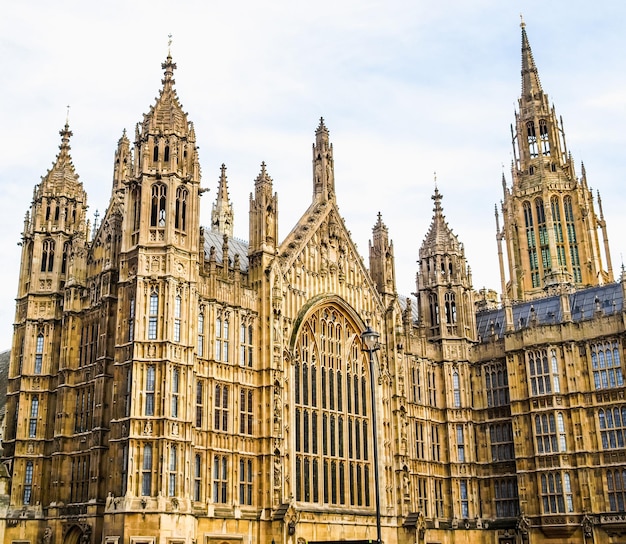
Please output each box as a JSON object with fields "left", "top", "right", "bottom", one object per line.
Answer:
{"left": 607, "top": 469, "right": 626, "bottom": 512}
{"left": 70, "top": 454, "right": 90, "bottom": 503}
{"left": 240, "top": 323, "right": 253, "bottom": 367}
{"left": 171, "top": 368, "right": 179, "bottom": 418}
{"left": 239, "top": 388, "right": 253, "bottom": 435}
{"left": 23, "top": 461, "right": 33, "bottom": 504}
{"left": 198, "top": 313, "right": 205, "bottom": 357}
{"left": 215, "top": 317, "right": 230, "bottom": 362}
{"left": 74, "top": 385, "right": 94, "bottom": 433}
{"left": 169, "top": 445, "right": 177, "bottom": 497}
{"left": 592, "top": 340, "right": 624, "bottom": 390}
{"left": 528, "top": 349, "right": 551, "bottom": 396}
{"left": 541, "top": 472, "right": 565, "bottom": 513}
{"left": 431, "top": 424, "right": 440, "bottom": 461}
{"left": 29, "top": 396, "right": 39, "bottom": 437}
{"left": 148, "top": 290, "right": 159, "bottom": 340}
{"left": 129, "top": 296, "right": 135, "bottom": 341}
{"left": 494, "top": 478, "right": 520, "bottom": 518}
{"left": 417, "top": 477, "right": 428, "bottom": 517}
{"left": 490, "top": 423, "right": 514, "bottom": 461}
{"left": 195, "top": 381, "right": 203, "bottom": 428}
{"left": 457, "top": 424, "right": 465, "bottom": 462}
{"left": 434, "top": 479, "right": 444, "bottom": 518}
{"left": 239, "top": 458, "right": 253, "bottom": 505}
{"left": 142, "top": 444, "right": 153, "bottom": 496}
{"left": 145, "top": 366, "right": 156, "bottom": 416}
{"left": 485, "top": 364, "right": 510, "bottom": 407}
{"left": 535, "top": 413, "right": 558, "bottom": 454}
{"left": 174, "top": 295, "right": 181, "bottom": 343}
{"left": 214, "top": 384, "right": 229, "bottom": 431}
{"left": 34, "top": 333, "right": 44, "bottom": 374}
{"left": 415, "top": 421, "right": 425, "bottom": 459}
{"left": 213, "top": 455, "right": 228, "bottom": 503}
{"left": 194, "top": 454, "right": 202, "bottom": 501}
{"left": 460, "top": 480, "right": 469, "bottom": 518}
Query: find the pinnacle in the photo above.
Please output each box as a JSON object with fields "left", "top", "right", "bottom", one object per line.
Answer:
{"left": 316, "top": 117, "right": 329, "bottom": 133}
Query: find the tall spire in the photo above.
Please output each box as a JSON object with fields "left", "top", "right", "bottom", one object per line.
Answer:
{"left": 520, "top": 16, "right": 543, "bottom": 102}
{"left": 211, "top": 164, "right": 234, "bottom": 237}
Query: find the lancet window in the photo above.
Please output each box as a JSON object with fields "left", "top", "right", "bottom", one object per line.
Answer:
{"left": 294, "top": 305, "right": 372, "bottom": 508}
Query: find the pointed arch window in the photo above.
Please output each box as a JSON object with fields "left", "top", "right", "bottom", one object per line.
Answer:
{"left": 523, "top": 201, "right": 539, "bottom": 287}
{"left": 563, "top": 197, "right": 581, "bottom": 282}
{"left": 175, "top": 187, "right": 187, "bottom": 231}
{"left": 539, "top": 119, "right": 550, "bottom": 156}
{"left": 164, "top": 145, "right": 170, "bottom": 163}
{"left": 41, "top": 239, "right": 55, "bottom": 272}
{"left": 150, "top": 184, "right": 167, "bottom": 227}
{"left": 527, "top": 121, "right": 538, "bottom": 158}
{"left": 444, "top": 292, "right": 456, "bottom": 325}
{"left": 153, "top": 144, "right": 159, "bottom": 162}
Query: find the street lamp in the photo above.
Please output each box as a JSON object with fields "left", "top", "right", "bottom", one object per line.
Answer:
{"left": 361, "top": 324, "right": 382, "bottom": 544}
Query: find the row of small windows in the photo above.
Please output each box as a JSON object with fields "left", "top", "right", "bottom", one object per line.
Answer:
{"left": 44, "top": 199, "right": 78, "bottom": 225}
{"left": 128, "top": 184, "right": 188, "bottom": 232}
{"left": 139, "top": 445, "right": 254, "bottom": 505}
{"left": 526, "top": 119, "right": 551, "bottom": 158}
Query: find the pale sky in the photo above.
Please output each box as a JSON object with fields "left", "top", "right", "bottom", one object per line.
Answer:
{"left": 1, "top": 1, "right": 626, "bottom": 350}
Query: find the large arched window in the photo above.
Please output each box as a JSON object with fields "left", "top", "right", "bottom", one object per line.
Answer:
{"left": 150, "top": 184, "right": 167, "bottom": 227}
{"left": 41, "top": 239, "right": 55, "bottom": 272}
{"left": 563, "top": 196, "right": 581, "bottom": 282}
{"left": 527, "top": 121, "right": 538, "bottom": 158}
{"left": 539, "top": 119, "right": 550, "bottom": 156}
{"left": 175, "top": 187, "right": 187, "bottom": 231}
{"left": 523, "top": 201, "right": 539, "bottom": 287}
{"left": 294, "top": 304, "right": 372, "bottom": 508}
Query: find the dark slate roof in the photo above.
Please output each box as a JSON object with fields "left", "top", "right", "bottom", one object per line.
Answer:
{"left": 476, "top": 283, "right": 624, "bottom": 342}
{"left": 203, "top": 229, "right": 249, "bottom": 272}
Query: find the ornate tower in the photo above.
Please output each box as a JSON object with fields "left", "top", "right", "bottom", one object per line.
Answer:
{"left": 416, "top": 187, "right": 476, "bottom": 342}
{"left": 109, "top": 50, "right": 203, "bottom": 531}
{"left": 211, "top": 164, "right": 234, "bottom": 236}
{"left": 4, "top": 121, "right": 89, "bottom": 512}
{"left": 500, "top": 21, "right": 613, "bottom": 301}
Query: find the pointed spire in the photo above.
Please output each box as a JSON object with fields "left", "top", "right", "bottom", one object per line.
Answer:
{"left": 211, "top": 164, "right": 234, "bottom": 237}
{"left": 520, "top": 18, "right": 543, "bottom": 101}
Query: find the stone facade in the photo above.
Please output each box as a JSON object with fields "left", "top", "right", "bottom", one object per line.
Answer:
{"left": 3, "top": 23, "right": 625, "bottom": 544}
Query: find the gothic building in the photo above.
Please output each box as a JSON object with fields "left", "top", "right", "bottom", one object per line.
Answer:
{"left": 3, "top": 22, "right": 625, "bottom": 544}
